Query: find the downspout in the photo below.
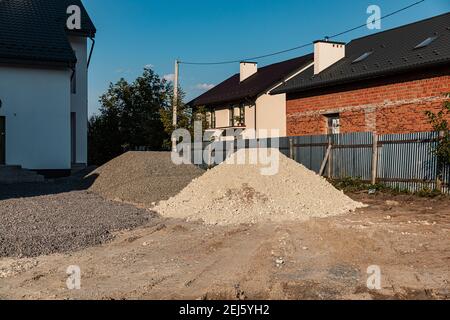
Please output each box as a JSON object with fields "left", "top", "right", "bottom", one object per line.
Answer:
{"left": 87, "top": 36, "right": 95, "bottom": 69}
{"left": 70, "top": 66, "right": 76, "bottom": 81}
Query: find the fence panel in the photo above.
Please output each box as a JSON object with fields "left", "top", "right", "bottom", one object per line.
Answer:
{"left": 186, "top": 130, "right": 448, "bottom": 194}
{"left": 331, "top": 132, "right": 373, "bottom": 181}
{"left": 293, "top": 134, "right": 328, "bottom": 174}
{"left": 378, "top": 131, "right": 439, "bottom": 192}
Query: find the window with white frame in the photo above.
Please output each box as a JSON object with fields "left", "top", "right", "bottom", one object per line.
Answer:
{"left": 326, "top": 113, "right": 340, "bottom": 134}
{"left": 229, "top": 106, "right": 235, "bottom": 127}
{"left": 210, "top": 109, "right": 216, "bottom": 129}
{"left": 238, "top": 104, "right": 245, "bottom": 126}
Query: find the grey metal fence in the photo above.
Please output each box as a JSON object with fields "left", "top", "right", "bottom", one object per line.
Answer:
{"left": 286, "top": 131, "right": 449, "bottom": 193}
{"left": 192, "top": 130, "right": 449, "bottom": 194}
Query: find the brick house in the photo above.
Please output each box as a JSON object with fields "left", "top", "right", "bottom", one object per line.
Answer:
{"left": 272, "top": 13, "right": 450, "bottom": 136}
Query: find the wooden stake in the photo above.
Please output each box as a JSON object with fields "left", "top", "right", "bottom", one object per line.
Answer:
{"left": 436, "top": 131, "right": 445, "bottom": 191}
{"left": 327, "top": 136, "right": 332, "bottom": 178}
{"left": 319, "top": 144, "right": 332, "bottom": 176}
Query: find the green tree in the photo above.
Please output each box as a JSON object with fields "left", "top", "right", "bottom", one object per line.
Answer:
{"left": 159, "top": 90, "right": 211, "bottom": 147}
{"left": 88, "top": 68, "right": 171, "bottom": 165}
{"left": 425, "top": 93, "right": 450, "bottom": 191}
{"left": 425, "top": 93, "right": 450, "bottom": 165}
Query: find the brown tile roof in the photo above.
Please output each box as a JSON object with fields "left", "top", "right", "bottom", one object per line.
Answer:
{"left": 189, "top": 54, "right": 313, "bottom": 107}
{"left": 272, "top": 12, "right": 450, "bottom": 94}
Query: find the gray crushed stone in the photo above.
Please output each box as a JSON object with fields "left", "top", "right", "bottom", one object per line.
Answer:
{"left": 87, "top": 152, "right": 205, "bottom": 206}
{"left": 0, "top": 178, "right": 155, "bottom": 258}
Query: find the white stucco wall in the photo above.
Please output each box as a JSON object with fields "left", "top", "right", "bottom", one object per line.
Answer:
{"left": 208, "top": 95, "right": 285, "bottom": 139}
{"left": 214, "top": 107, "right": 231, "bottom": 128}
{"left": 69, "top": 36, "right": 88, "bottom": 164}
{"left": 0, "top": 65, "right": 72, "bottom": 169}
{"left": 254, "top": 92, "right": 287, "bottom": 137}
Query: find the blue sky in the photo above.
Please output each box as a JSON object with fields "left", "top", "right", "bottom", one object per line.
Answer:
{"left": 83, "top": 0, "right": 449, "bottom": 116}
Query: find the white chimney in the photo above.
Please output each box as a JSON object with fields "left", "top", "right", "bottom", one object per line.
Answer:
{"left": 240, "top": 61, "right": 257, "bottom": 82}
{"left": 314, "top": 40, "right": 346, "bottom": 75}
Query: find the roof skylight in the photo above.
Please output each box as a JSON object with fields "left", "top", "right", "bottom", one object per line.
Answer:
{"left": 414, "top": 36, "right": 438, "bottom": 49}
{"left": 352, "top": 51, "right": 373, "bottom": 64}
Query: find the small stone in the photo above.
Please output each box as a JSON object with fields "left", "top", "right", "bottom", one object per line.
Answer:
{"left": 386, "top": 200, "right": 400, "bottom": 206}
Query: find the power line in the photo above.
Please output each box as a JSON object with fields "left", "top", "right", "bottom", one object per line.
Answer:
{"left": 328, "top": 0, "right": 425, "bottom": 39}
{"left": 180, "top": 0, "right": 426, "bottom": 66}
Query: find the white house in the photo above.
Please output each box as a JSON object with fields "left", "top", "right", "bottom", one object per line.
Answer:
{"left": 0, "top": 0, "right": 96, "bottom": 177}
{"left": 188, "top": 55, "right": 314, "bottom": 140}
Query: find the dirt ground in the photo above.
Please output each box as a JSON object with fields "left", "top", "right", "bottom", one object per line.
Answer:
{"left": 0, "top": 192, "right": 448, "bottom": 300}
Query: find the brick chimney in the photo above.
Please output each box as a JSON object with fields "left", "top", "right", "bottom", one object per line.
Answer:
{"left": 240, "top": 61, "right": 257, "bottom": 82}
{"left": 313, "top": 40, "right": 346, "bottom": 75}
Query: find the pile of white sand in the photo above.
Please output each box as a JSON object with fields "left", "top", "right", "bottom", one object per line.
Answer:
{"left": 155, "top": 149, "right": 366, "bottom": 225}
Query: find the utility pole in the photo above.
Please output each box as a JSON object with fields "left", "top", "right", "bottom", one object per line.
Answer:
{"left": 172, "top": 59, "right": 179, "bottom": 151}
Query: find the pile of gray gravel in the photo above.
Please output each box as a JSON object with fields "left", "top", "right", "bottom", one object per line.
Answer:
{"left": 0, "top": 191, "right": 154, "bottom": 258}
{"left": 87, "top": 152, "right": 204, "bottom": 206}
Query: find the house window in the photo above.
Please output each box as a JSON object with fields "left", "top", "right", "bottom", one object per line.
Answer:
{"left": 229, "top": 106, "right": 235, "bottom": 127}
{"left": 210, "top": 109, "right": 216, "bottom": 129}
{"left": 414, "top": 36, "right": 438, "bottom": 49}
{"left": 71, "top": 69, "right": 77, "bottom": 94}
{"left": 238, "top": 104, "right": 245, "bottom": 126}
{"left": 326, "top": 114, "right": 340, "bottom": 134}
{"left": 352, "top": 51, "right": 373, "bottom": 64}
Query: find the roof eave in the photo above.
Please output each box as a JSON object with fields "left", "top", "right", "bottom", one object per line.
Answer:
{"left": 66, "top": 29, "right": 97, "bottom": 38}
{"left": 0, "top": 57, "right": 76, "bottom": 69}
{"left": 190, "top": 95, "right": 257, "bottom": 108}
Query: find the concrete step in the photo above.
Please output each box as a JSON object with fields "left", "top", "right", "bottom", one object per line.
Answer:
{"left": 0, "top": 166, "right": 45, "bottom": 184}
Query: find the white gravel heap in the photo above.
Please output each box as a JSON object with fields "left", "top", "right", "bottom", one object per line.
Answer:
{"left": 155, "top": 149, "right": 366, "bottom": 225}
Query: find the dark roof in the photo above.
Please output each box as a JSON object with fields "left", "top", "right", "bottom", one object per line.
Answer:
{"left": 0, "top": 0, "right": 96, "bottom": 67}
{"left": 272, "top": 12, "right": 450, "bottom": 95}
{"left": 189, "top": 54, "right": 313, "bottom": 106}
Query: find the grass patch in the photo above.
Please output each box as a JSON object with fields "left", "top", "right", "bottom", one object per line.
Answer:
{"left": 329, "top": 177, "right": 445, "bottom": 198}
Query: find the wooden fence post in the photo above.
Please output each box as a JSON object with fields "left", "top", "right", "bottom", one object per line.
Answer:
{"left": 436, "top": 131, "right": 445, "bottom": 191}
{"left": 319, "top": 144, "right": 332, "bottom": 177}
{"left": 327, "top": 135, "right": 333, "bottom": 178}
{"left": 371, "top": 132, "right": 379, "bottom": 185}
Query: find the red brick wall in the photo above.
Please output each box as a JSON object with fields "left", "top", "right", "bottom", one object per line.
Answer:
{"left": 286, "top": 68, "right": 450, "bottom": 136}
